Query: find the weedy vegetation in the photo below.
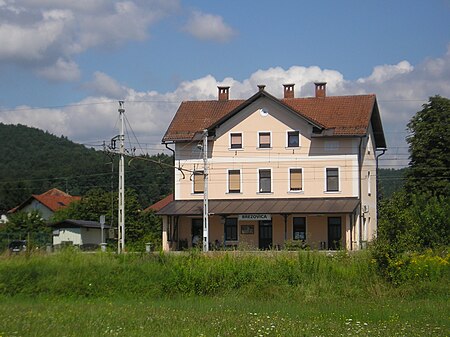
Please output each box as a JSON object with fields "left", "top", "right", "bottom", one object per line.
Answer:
{"left": 0, "top": 249, "right": 448, "bottom": 336}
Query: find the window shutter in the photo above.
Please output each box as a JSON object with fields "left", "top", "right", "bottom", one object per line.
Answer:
{"left": 229, "top": 170, "right": 240, "bottom": 192}
{"left": 194, "top": 171, "right": 204, "bottom": 193}
{"left": 259, "top": 133, "right": 270, "bottom": 147}
{"left": 231, "top": 133, "right": 242, "bottom": 148}
{"left": 290, "top": 169, "right": 302, "bottom": 190}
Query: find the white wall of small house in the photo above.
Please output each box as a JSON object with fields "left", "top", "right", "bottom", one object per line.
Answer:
{"left": 53, "top": 227, "right": 107, "bottom": 246}
{"left": 22, "top": 200, "right": 53, "bottom": 220}
{"left": 53, "top": 228, "right": 82, "bottom": 245}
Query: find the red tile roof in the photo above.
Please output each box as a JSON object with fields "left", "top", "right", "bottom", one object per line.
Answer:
{"left": 8, "top": 188, "right": 80, "bottom": 214}
{"left": 282, "top": 95, "right": 375, "bottom": 136}
{"left": 144, "top": 194, "right": 174, "bottom": 212}
{"left": 162, "top": 89, "right": 386, "bottom": 148}
{"left": 163, "top": 100, "right": 245, "bottom": 141}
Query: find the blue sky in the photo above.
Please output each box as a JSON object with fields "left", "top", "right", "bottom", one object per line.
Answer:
{"left": 1, "top": 0, "right": 450, "bottom": 168}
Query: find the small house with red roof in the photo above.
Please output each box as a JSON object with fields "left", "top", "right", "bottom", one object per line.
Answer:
{"left": 7, "top": 188, "right": 80, "bottom": 221}
{"left": 155, "top": 83, "right": 387, "bottom": 251}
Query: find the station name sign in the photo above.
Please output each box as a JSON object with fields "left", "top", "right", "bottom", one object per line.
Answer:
{"left": 238, "top": 214, "right": 271, "bottom": 221}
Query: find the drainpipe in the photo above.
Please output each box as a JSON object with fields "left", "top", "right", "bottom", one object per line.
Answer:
{"left": 357, "top": 136, "right": 365, "bottom": 250}
{"left": 375, "top": 148, "right": 387, "bottom": 237}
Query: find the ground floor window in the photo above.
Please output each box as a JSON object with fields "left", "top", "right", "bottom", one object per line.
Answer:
{"left": 293, "top": 217, "right": 306, "bottom": 240}
{"left": 191, "top": 218, "right": 202, "bottom": 247}
{"left": 225, "top": 218, "right": 238, "bottom": 241}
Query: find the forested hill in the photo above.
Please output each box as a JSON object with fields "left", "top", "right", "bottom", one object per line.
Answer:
{"left": 0, "top": 123, "right": 173, "bottom": 213}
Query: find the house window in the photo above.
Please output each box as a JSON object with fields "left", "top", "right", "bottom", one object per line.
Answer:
{"left": 228, "top": 170, "right": 241, "bottom": 193}
{"left": 289, "top": 168, "right": 303, "bottom": 192}
{"left": 258, "top": 132, "right": 271, "bottom": 148}
{"left": 293, "top": 217, "right": 306, "bottom": 241}
{"left": 230, "top": 133, "right": 242, "bottom": 149}
{"left": 259, "top": 169, "right": 271, "bottom": 193}
{"left": 287, "top": 131, "right": 300, "bottom": 147}
{"left": 225, "top": 218, "right": 238, "bottom": 241}
{"left": 326, "top": 168, "right": 339, "bottom": 192}
{"left": 368, "top": 171, "right": 371, "bottom": 196}
{"left": 193, "top": 170, "right": 204, "bottom": 194}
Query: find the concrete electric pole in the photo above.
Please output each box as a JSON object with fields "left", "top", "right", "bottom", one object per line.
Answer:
{"left": 104, "top": 101, "right": 127, "bottom": 254}
{"left": 202, "top": 129, "right": 209, "bottom": 252}
{"left": 118, "top": 101, "right": 125, "bottom": 254}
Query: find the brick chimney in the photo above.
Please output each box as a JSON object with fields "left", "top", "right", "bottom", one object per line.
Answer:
{"left": 315, "top": 82, "right": 327, "bottom": 98}
{"left": 218, "top": 86, "right": 230, "bottom": 101}
{"left": 257, "top": 84, "right": 266, "bottom": 91}
{"left": 283, "top": 84, "right": 295, "bottom": 98}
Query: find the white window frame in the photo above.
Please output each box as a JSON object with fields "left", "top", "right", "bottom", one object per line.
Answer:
{"left": 229, "top": 132, "right": 243, "bottom": 150}
{"left": 286, "top": 130, "right": 301, "bottom": 148}
{"left": 324, "top": 167, "right": 340, "bottom": 193}
{"left": 257, "top": 168, "right": 273, "bottom": 194}
{"left": 227, "top": 169, "right": 242, "bottom": 194}
{"left": 288, "top": 167, "right": 304, "bottom": 193}
{"left": 257, "top": 131, "right": 272, "bottom": 149}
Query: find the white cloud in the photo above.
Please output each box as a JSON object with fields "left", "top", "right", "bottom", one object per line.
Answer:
{"left": 357, "top": 60, "right": 414, "bottom": 84}
{"left": 36, "top": 57, "right": 80, "bottom": 81}
{"left": 2, "top": 47, "right": 450, "bottom": 166}
{"left": 183, "top": 10, "right": 236, "bottom": 42}
{"left": 83, "top": 72, "right": 129, "bottom": 99}
{"left": 0, "top": 0, "right": 180, "bottom": 80}
{"left": 0, "top": 11, "right": 69, "bottom": 61}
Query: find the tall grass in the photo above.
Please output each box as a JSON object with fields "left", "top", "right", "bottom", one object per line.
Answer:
{"left": 0, "top": 249, "right": 447, "bottom": 300}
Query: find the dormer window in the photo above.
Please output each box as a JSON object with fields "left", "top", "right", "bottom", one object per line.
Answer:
{"left": 287, "top": 131, "right": 300, "bottom": 148}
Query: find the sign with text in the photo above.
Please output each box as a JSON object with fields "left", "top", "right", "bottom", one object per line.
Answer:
{"left": 238, "top": 214, "right": 271, "bottom": 221}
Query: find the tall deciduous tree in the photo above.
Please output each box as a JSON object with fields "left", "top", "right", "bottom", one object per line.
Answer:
{"left": 405, "top": 95, "right": 450, "bottom": 196}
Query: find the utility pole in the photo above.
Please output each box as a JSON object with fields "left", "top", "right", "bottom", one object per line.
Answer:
{"left": 103, "top": 101, "right": 127, "bottom": 254}
{"left": 118, "top": 101, "right": 125, "bottom": 254}
{"left": 202, "top": 129, "right": 209, "bottom": 252}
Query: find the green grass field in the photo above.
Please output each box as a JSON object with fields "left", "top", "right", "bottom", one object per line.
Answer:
{"left": 0, "top": 250, "right": 448, "bottom": 336}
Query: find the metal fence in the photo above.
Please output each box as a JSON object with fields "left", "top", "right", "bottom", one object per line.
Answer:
{"left": 0, "top": 232, "right": 52, "bottom": 253}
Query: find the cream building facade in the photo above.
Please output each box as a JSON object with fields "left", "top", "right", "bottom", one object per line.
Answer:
{"left": 157, "top": 83, "right": 386, "bottom": 251}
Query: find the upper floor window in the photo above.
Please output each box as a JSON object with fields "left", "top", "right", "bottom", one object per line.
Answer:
{"left": 259, "top": 169, "right": 272, "bottom": 193}
{"left": 289, "top": 168, "right": 303, "bottom": 192}
{"left": 326, "top": 168, "right": 339, "bottom": 192}
{"left": 230, "top": 133, "right": 242, "bottom": 149}
{"left": 258, "top": 132, "right": 271, "bottom": 148}
{"left": 193, "top": 170, "right": 204, "bottom": 194}
{"left": 228, "top": 169, "right": 241, "bottom": 193}
{"left": 287, "top": 131, "right": 300, "bottom": 147}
